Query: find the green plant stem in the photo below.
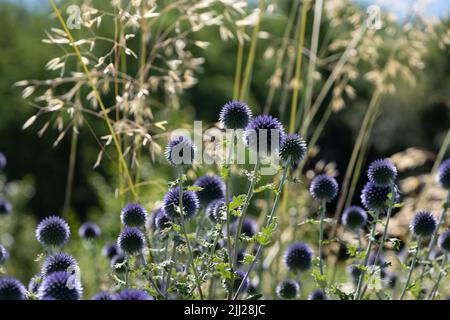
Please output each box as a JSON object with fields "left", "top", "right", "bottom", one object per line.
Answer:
{"left": 233, "top": 28, "right": 244, "bottom": 100}
{"left": 400, "top": 237, "right": 421, "bottom": 300}
{"left": 355, "top": 211, "right": 379, "bottom": 300}
{"left": 428, "top": 252, "right": 447, "bottom": 300}
{"left": 63, "top": 122, "right": 78, "bottom": 216}
{"left": 318, "top": 199, "right": 326, "bottom": 276}
{"left": 373, "top": 184, "right": 395, "bottom": 266}
{"left": 178, "top": 169, "right": 204, "bottom": 300}
{"left": 164, "top": 238, "right": 177, "bottom": 298}
{"left": 225, "top": 131, "right": 236, "bottom": 300}
{"left": 139, "top": 253, "right": 165, "bottom": 298}
{"left": 233, "top": 160, "right": 290, "bottom": 300}
{"left": 232, "top": 160, "right": 260, "bottom": 269}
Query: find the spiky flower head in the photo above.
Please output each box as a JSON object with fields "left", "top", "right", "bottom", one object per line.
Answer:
{"left": 36, "top": 215, "right": 70, "bottom": 247}
{"left": 309, "top": 174, "right": 339, "bottom": 202}
{"left": 110, "top": 253, "right": 127, "bottom": 274}
{"left": 149, "top": 207, "right": 163, "bottom": 230}
{"left": 206, "top": 198, "right": 226, "bottom": 222}
{"left": 342, "top": 206, "right": 368, "bottom": 231}
{"left": 38, "top": 271, "right": 82, "bottom": 300}
{"left": 232, "top": 217, "right": 258, "bottom": 238}
{"left": 0, "top": 198, "right": 12, "bottom": 215}
{"left": 162, "top": 186, "right": 199, "bottom": 220}
{"left": 438, "top": 229, "right": 450, "bottom": 252}
{"left": 348, "top": 264, "right": 362, "bottom": 282}
{"left": 219, "top": 100, "right": 252, "bottom": 130}
{"left": 279, "top": 134, "right": 307, "bottom": 164}
{"left": 78, "top": 222, "right": 101, "bottom": 240}
{"left": 193, "top": 175, "right": 226, "bottom": 206}
{"left": 28, "top": 274, "right": 43, "bottom": 293}
{"left": 114, "top": 289, "right": 153, "bottom": 300}
{"left": 0, "top": 244, "right": 9, "bottom": 264}
{"left": 276, "top": 280, "right": 300, "bottom": 299}
{"left": 92, "top": 291, "right": 114, "bottom": 300}
{"left": 244, "top": 115, "right": 286, "bottom": 156}
{"left": 367, "top": 159, "right": 397, "bottom": 186}
{"left": 410, "top": 211, "right": 437, "bottom": 238}
{"left": 308, "top": 289, "right": 328, "bottom": 300}
{"left": 437, "top": 159, "right": 450, "bottom": 189}
{"left": 155, "top": 211, "right": 172, "bottom": 230}
{"left": 0, "top": 152, "right": 6, "bottom": 170}
{"left": 0, "top": 277, "right": 26, "bottom": 300}
{"left": 284, "top": 242, "right": 313, "bottom": 272}
{"left": 42, "top": 253, "right": 78, "bottom": 277}
{"left": 118, "top": 227, "right": 145, "bottom": 255}
{"left": 102, "top": 243, "right": 120, "bottom": 260}
{"left": 360, "top": 182, "right": 392, "bottom": 211}
{"left": 164, "top": 135, "right": 196, "bottom": 166}
{"left": 121, "top": 203, "right": 148, "bottom": 227}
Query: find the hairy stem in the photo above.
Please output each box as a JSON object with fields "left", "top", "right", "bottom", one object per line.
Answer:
{"left": 400, "top": 237, "right": 421, "bottom": 300}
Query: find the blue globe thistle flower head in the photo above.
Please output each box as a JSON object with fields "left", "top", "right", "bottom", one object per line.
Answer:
{"left": 410, "top": 211, "right": 437, "bottom": 238}
{"left": 149, "top": 207, "right": 163, "bottom": 230}
{"left": 36, "top": 215, "right": 70, "bottom": 248}
{"left": 342, "top": 206, "right": 367, "bottom": 231}
{"left": 367, "top": 159, "right": 397, "bottom": 186}
{"left": 279, "top": 134, "right": 307, "bottom": 165}
{"left": 102, "top": 243, "right": 120, "bottom": 260}
{"left": 244, "top": 115, "right": 286, "bottom": 156}
{"left": 114, "top": 289, "right": 153, "bottom": 300}
{"left": 0, "top": 152, "right": 6, "bottom": 170}
{"left": 308, "top": 289, "right": 328, "bottom": 300}
{"left": 118, "top": 227, "right": 145, "bottom": 255}
{"left": 0, "top": 244, "right": 9, "bottom": 264}
{"left": 309, "top": 174, "right": 339, "bottom": 202}
{"left": 78, "top": 222, "right": 101, "bottom": 240}
{"left": 92, "top": 291, "right": 114, "bottom": 300}
{"left": 164, "top": 135, "right": 196, "bottom": 166}
{"left": 219, "top": 100, "right": 252, "bottom": 130}
{"left": 38, "top": 271, "right": 82, "bottom": 300}
{"left": 155, "top": 211, "right": 172, "bottom": 230}
{"left": 232, "top": 217, "right": 258, "bottom": 238}
{"left": 284, "top": 242, "right": 313, "bottom": 272}
{"left": 438, "top": 229, "right": 450, "bottom": 252}
{"left": 360, "top": 181, "right": 393, "bottom": 211}
{"left": 162, "top": 186, "right": 199, "bottom": 220}
{"left": 0, "top": 277, "right": 26, "bottom": 300}
{"left": 206, "top": 198, "right": 226, "bottom": 223}
{"left": 348, "top": 264, "right": 362, "bottom": 283}
{"left": 276, "top": 279, "right": 299, "bottom": 299}
{"left": 193, "top": 175, "right": 226, "bottom": 206}
{"left": 42, "top": 252, "right": 78, "bottom": 277}
{"left": 437, "top": 159, "right": 450, "bottom": 189}
{"left": 121, "top": 203, "right": 148, "bottom": 227}
{"left": 110, "top": 253, "right": 127, "bottom": 274}
{"left": 28, "top": 274, "right": 43, "bottom": 293}
{"left": 0, "top": 198, "right": 12, "bottom": 215}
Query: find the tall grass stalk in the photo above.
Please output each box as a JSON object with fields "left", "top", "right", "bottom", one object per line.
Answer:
{"left": 233, "top": 27, "right": 245, "bottom": 100}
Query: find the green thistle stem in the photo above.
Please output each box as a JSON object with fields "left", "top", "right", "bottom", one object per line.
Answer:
{"left": 318, "top": 199, "right": 326, "bottom": 276}
{"left": 400, "top": 236, "right": 421, "bottom": 300}
{"left": 428, "top": 252, "right": 447, "bottom": 300}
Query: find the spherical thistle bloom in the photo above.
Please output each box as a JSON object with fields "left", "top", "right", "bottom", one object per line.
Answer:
{"left": 244, "top": 115, "right": 286, "bottom": 156}
{"left": 367, "top": 159, "right": 397, "bottom": 186}
{"left": 232, "top": 217, "right": 258, "bottom": 238}
{"left": 360, "top": 181, "right": 391, "bottom": 211}
{"left": 276, "top": 280, "right": 300, "bottom": 300}
{"left": 78, "top": 222, "right": 101, "bottom": 240}
{"left": 114, "top": 289, "right": 153, "bottom": 300}
{"left": 149, "top": 207, "right": 163, "bottom": 230}
{"left": 219, "top": 100, "right": 252, "bottom": 130}
{"left": 162, "top": 186, "right": 199, "bottom": 220}
{"left": 36, "top": 215, "right": 70, "bottom": 247}
{"left": 410, "top": 211, "right": 437, "bottom": 238}
{"left": 0, "top": 244, "right": 9, "bottom": 264}
{"left": 284, "top": 242, "right": 313, "bottom": 272}
{"left": 0, "top": 152, "right": 6, "bottom": 170}
{"left": 28, "top": 274, "right": 43, "bottom": 294}
{"left": 438, "top": 229, "right": 450, "bottom": 252}
{"left": 308, "top": 289, "right": 328, "bottom": 300}
{"left": 437, "top": 159, "right": 450, "bottom": 189}
{"left": 206, "top": 198, "right": 226, "bottom": 223}
{"left": 102, "top": 243, "right": 120, "bottom": 260}
{"left": 0, "top": 277, "right": 26, "bottom": 300}
{"left": 38, "top": 271, "right": 82, "bottom": 300}
{"left": 117, "top": 227, "right": 145, "bottom": 255}
{"left": 41, "top": 253, "right": 78, "bottom": 277}
{"left": 121, "top": 203, "right": 148, "bottom": 227}
{"left": 309, "top": 174, "right": 339, "bottom": 202}
{"left": 110, "top": 253, "right": 127, "bottom": 273}
{"left": 0, "top": 198, "right": 12, "bottom": 215}
{"left": 279, "top": 134, "right": 307, "bottom": 164}
{"left": 164, "top": 135, "right": 196, "bottom": 166}
{"left": 92, "top": 291, "right": 114, "bottom": 300}
{"left": 193, "top": 175, "right": 226, "bottom": 206}
{"left": 155, "top": 211, "right": 172, "bottom": 230}
{"left": 342, "top": 206, "right": 368, "bottom": 231}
